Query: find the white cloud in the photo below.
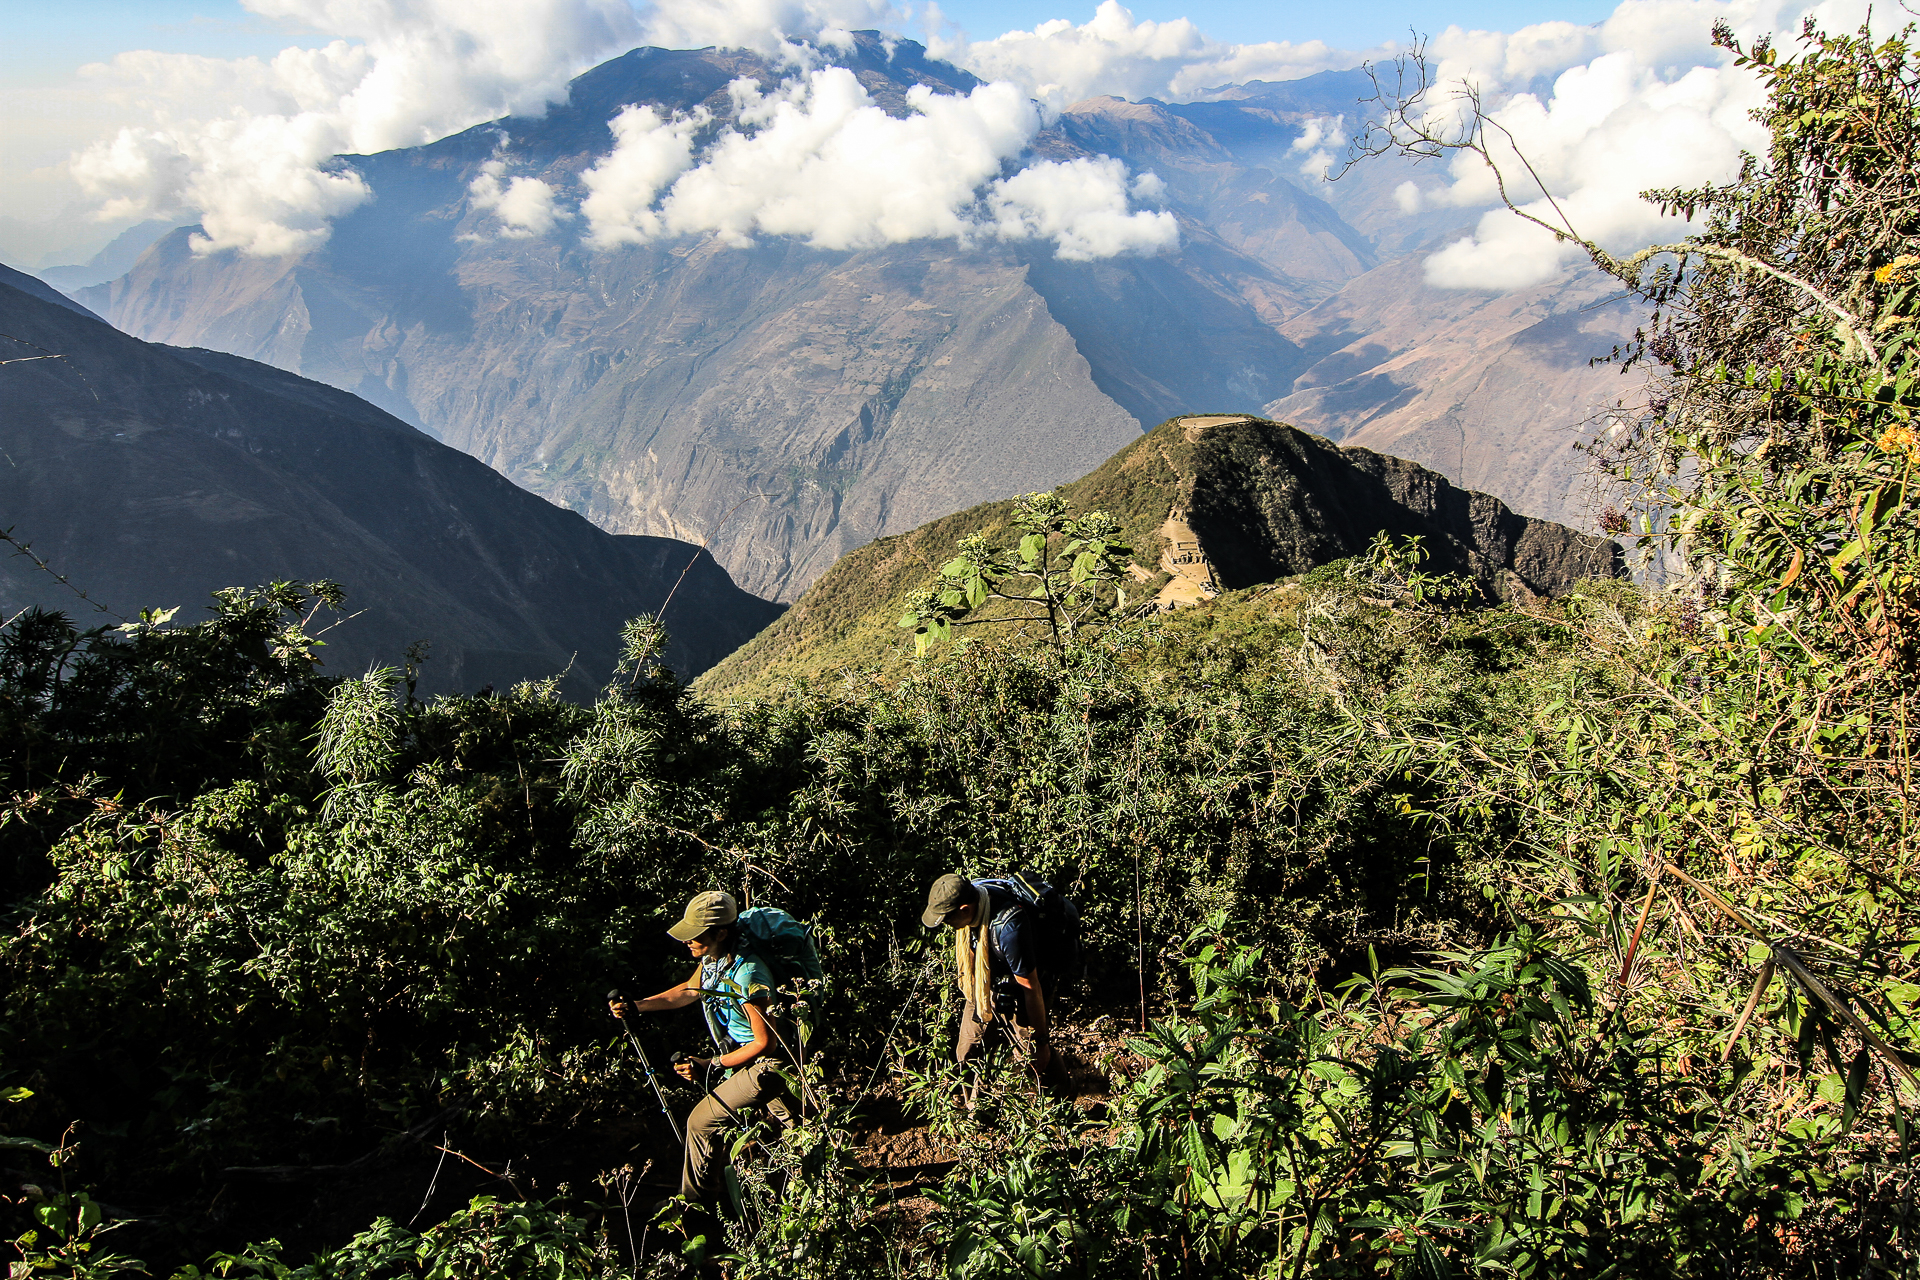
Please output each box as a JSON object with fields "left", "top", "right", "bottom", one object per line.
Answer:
{"left": 988, "top": 158, "right": 1178, "bottom": 260}
{"left": 69, "top": 0, "right": 641, "bottom": 256}
{"left": 468, "top": 159, "right": 569, "bottom": 238}
{"left": 632, "top": 0, "right": 903, "bottom": 62}
{"left": 43, "top": 0, "right": 1882, "bottom": 276}
{"left": 577, "top": 66, "right": 1176, "bottom": 260}
{"left": 933, "top": 0, "right": 1381, "bottom": 110}
{"left": 659, "top": 71, "right": 1035, "bottom": 249}
{"left": 579, "top": 105, "right": 705, "bottom": 247}
{"left": 1409, "top": 0, "right": 1874, "bottom": 289}
{"left": 1289, "top": 114, "right": 1344, "bottom": 180}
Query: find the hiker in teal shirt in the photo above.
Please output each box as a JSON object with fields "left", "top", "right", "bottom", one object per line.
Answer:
{"left": 608, "top": 891, "right": 795, "bottom": 1203}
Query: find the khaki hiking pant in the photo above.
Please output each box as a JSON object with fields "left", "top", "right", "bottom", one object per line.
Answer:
{"left": 956, "top": 978, "right": 1053, "bottom": 1064}
{"left": 958, "top": 996, "right": 1047, "bottom": 1064}
{"left": 681, "top": 1058, "right": 795, "bottom": 1200}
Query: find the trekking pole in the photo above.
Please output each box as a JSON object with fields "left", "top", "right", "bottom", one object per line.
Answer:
{"left": 1134, "top": 841, "right": 1147, "bottom": 1032}
{"left": 609, "top": 989, "right": 684, "bottom": 1144}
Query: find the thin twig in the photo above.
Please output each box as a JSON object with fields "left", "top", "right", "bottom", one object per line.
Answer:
{"left": 657, "top": 491, "right": 776, "bottom": 623}
{"left": 408, "top": 1131, "right": 451, "bottom": 1225}
{"left": 1771, "top": 947, "right": 1920, "bottom": 1100}
{"left": 434, "top": 1144, "right": 523, "bottom": 1193}
{"left": 0, "top": 333, "right": 98, "bottom": 399}
{"left": 644, "top": 818, "right": 793, "bottom": 891}
{"left": 1723, "top": 961, "right": 1775, "bottom": 1062}
{"left": 856, "top": 950, "right": 941, "bottom": 1107}
{"left": 0, "top": 526, "right": 129, "bottom": 622}
{"left": 1618, "top": 866, "right": 1664, "bottom": 986}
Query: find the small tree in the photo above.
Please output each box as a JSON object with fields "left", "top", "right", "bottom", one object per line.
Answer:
{"left": 898, "top": 491, "right": 1135, "bottom": 656}
{"left": 1347, "top": 532, "right": 1479, "bottom": 608}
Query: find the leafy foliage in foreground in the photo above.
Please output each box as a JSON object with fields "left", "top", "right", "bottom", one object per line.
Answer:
{"left": 0, "top": 541, "right": 1901, "bottom": 1277}
{"left": 12, "top": 19, "right": 1920, "bottom": 1278}
{"left": 0, "top": 554, "right": 1551, "bottom": 1274}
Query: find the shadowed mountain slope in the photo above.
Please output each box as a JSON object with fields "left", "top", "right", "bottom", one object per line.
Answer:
{"left": 695, "top": 413, "right": 1622, "bottom": 699}
{"left": 0, "top": 266, "right": 779, "bottom": 693}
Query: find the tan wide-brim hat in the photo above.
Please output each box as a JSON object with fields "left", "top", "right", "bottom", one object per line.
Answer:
{"left": 668, "top": 890, "right": 739, "bottom": 941}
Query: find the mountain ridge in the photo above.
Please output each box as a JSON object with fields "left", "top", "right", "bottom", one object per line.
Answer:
{"left": 78, "top": 38, "right": 1639, "bottom": 604}
{"left": 695, "top": 412, "right": 1623, "bottom": 699}
{"left": 0, "top": 265, "right": 779, "bottom": 694}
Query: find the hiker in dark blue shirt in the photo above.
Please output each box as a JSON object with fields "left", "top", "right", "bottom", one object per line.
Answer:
{"left": 922, "top": 873, "right": 1056, "bottom": 1081}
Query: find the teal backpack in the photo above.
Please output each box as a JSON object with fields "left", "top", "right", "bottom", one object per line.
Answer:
{"left": 735, "top": 906, "right": 825, "bottom": 986}
{"left": 700, "top": 907, "right": 824, "bottom": 1052}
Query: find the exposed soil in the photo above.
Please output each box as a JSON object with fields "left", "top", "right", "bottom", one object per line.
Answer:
{"left": 843, "top": 1004, "right": 1150, "bottom": 1265}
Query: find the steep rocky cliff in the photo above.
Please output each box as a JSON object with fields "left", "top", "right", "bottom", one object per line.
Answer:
{"left": 0, "top": 267, "right": 778, "bottom": 693}
{"left": 695, "top": 413, "right": 1622, "bottom": 698}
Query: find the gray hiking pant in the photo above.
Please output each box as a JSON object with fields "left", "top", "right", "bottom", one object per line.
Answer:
{"left": 680, "top": 1058, "right": 795, "bottom": 1200}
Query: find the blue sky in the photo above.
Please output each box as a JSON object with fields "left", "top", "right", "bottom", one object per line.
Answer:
{"left": 3, "top": 3, "right": 322, "bottom": 87}
{"left": 941, "top": 0, "right": 1617, "bottom": 45}
{"left": 4, "top": 0, "right": 1618, "bottom": 88}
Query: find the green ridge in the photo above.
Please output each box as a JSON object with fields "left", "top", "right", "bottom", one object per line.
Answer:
{"left": 694, "top": 414, "right": 1206, "bottom": 698}
{"left": 694, "top": 411, "right": 1621, "bottom": 699}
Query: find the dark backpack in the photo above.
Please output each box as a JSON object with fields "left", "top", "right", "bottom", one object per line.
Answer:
{"left": 1003, "top": 870, "right": 1083, "bottom": 988}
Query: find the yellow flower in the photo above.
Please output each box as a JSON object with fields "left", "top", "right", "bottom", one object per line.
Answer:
{"left": 1876, "top": 422, "right": 1920, "bottom": 461}
{"left": 1876, "top": 254, "right": 1920, "bottom": 284}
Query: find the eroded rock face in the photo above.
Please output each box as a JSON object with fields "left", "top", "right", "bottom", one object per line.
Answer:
{"left": 1179, "top": 416, "right": 1622, "bottom": 598}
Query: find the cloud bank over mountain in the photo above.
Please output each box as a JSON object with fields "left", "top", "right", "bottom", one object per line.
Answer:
{"left": 1407, "top": 0, "right": 1872, "bottom": 288}
{"left": 569, "top": 68, "right": 1174, "bottom": 257}
{"left": 70, "top": 0, "right": 646, "bottom": 256}
{"left": 48, "top": 0, "right": 1883, "bottom": 279}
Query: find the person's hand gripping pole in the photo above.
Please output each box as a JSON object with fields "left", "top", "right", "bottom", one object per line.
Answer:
{"left": 608, "top": 988, "right": 684, "bottom": 1144}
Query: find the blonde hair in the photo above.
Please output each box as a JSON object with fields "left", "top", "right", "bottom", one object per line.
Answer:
{"left": 953, "top": 885, "right": 995, "bottom": 1022}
